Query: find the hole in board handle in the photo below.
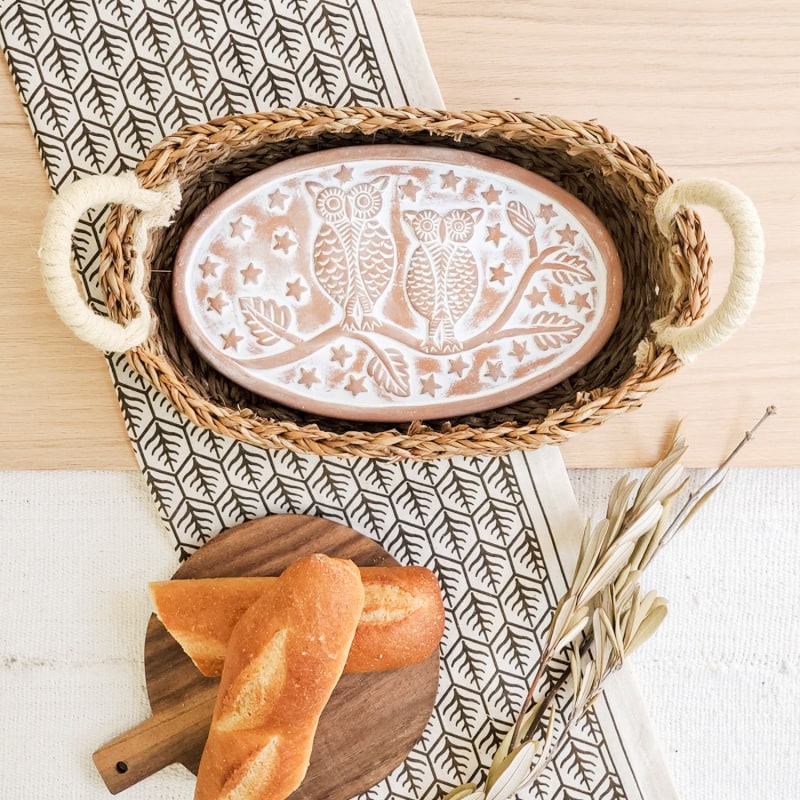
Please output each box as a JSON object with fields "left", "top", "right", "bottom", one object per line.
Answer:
{"left": 115, "top": 761, "right": 128, "bottom": 774}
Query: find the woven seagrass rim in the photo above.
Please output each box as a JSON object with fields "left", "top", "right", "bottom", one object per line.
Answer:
{"left": 99, "top": 107, "right": 711, "bottom": 459}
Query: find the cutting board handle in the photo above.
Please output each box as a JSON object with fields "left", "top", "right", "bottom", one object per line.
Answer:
{"left": 93, "top": 685, "right": 215, "bottom": 794}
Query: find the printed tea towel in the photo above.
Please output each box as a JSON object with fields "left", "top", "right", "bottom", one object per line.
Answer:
{"left": 0, "top": 2, "right": 676, "bottom": 799}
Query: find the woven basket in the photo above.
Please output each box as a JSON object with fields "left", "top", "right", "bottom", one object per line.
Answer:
{"left": 41, "top": 108, "right": 762, "bottom": 459}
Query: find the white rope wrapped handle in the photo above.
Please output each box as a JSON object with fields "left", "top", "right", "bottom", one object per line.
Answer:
{"left": 39, "top": 172, "right": 181, "bottom": 352}
{"left": 653, "top": 177, "right": 764, "bottom": 363}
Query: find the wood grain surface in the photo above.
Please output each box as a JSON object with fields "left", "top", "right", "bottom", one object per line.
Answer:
{"left": 92, "top": 515, "right": 439, "bottom": 795}
{"left": 1, "top": 1, "right": 797, "bottom": 467}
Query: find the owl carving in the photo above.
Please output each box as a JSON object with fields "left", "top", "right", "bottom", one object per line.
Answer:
{"left": 403, "top": 207, "right": 484, "bottom": 353}
{"left": 306, "top": 176, "right": 395, "bottom": 330}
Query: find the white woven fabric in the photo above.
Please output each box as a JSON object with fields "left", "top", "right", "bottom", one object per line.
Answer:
{"left": 0, "top": 470, "right": 193, "bottom": 798}
{"left": 570, "top": 466, "right": 800, "bottom": 800}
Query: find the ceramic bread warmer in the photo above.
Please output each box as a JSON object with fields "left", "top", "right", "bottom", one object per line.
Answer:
{"left": 39, "top": 108, "right": 763, "bottom": 459}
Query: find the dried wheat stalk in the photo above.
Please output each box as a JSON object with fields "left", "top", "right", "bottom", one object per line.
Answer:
{"left": 444, "top": 406, "right": 776, "bottom": 800}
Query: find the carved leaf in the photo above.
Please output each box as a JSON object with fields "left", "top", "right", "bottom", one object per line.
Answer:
{"left": 239, "top": 298, "right": 292, "bottom": 346}
{"left": 506, "top": 200, "right": 537, "bottom": 237}
{"left": 537, "top": 251, "right": 595, "bottom": 285}
{"left": 366, "top": 347, "right": 411, "bottom": 397}
{"left": 529, "top": 310, "right": 584, "bottom": 351}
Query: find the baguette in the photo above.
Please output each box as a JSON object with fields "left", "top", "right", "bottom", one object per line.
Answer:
{"left": 194, "top": 553, "right": 363, "bottom": 800}
{"left": 149, "top": 566, "right": 444, "bottom": 675}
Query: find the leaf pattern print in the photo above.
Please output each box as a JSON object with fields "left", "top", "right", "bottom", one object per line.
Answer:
{"left": 180, "top": 457, "right": 222, "bottom": 498}
{"left": 173, "top": 46, "right": 213, "bottom": 95}
{"left": 117, "top": 107, "right": 160, "bottom": 154}
{"left": 40, "top": 36, "right": 82, "bottom": 89}
{"left": 301, "top": 50, "right": 340, "bottom": 104}
{"left": 218, "top": 484, "right": 262, "bottom": 526}
{"left": 86, "top": 23, "right": 128, "bottom": 76}
{"left": 263, "top": 14, "right": 304, "bottom": 68}
{"left": 141, "top": 420, "right": 185, "bottom": 472}
{"left": 31, "top": 83, "right": 73, "bottom": 137}
{"left": 220, "top": 29, "right": 259, "bottom": 83}
{"left": 54, "top": 0, "right": 91, "bottom": 38}
{"left": 227, "top": 0, "right": 267, "bottom": 33}
{"left": 438, "top": 682, "right": 484, "bottom": 736}
{"left": 77, "top": 73, "right": 117, "bottom": 125}
{"left": 179, "top": 0, "right": 220, "bottom": 49}
{"left": 131, "top": 9, "right": 175, "bottom": 61}
{"left": 348, "top": 35, "right": 382, "bottom": 88}
{"left": 448, "top": 636, "right": 492, "bottom": 688}
{"left": 562, "top": 739, "right": 604, "bottom": 790}
{"left": 429, "top": 736, "right": 475, "bottom": 783}
{"left": 254, "top": 68, "right": 298, "bottom": 107}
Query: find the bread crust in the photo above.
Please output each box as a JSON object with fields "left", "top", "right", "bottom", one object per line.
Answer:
{"left": 194, "top": 554, "right": 364, "bottom": 800}
{"left": 150, "top": 566, "right": 444, "bottom": 675}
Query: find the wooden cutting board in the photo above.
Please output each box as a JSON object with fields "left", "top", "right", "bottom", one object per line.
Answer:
{"left": 93, "top": 515, "right": 440, "bottom": 796}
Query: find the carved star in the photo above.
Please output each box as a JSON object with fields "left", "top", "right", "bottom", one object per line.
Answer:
{"left": 221, "top": 329, "right": 243, "bottom": 350}
{"left": 330, "top": 344, "right": 352, "bottom": 366}
{"left": 510, "top": 340, "right": 528, "bottom": 362}
{"left": 198, "top": 257, "right": 219, "bottom": 278}
{"left": 207, "top": 293, "right": 228, "bottom": 314}
{"left": 571, "top": 291, "right": 591, "bottom": 311}
{"left": 268, "top": 189, "right": 289, "bottom": 210}
{"left": 400, "top": 180, "right": 420, "bottom": 200}
{"left": 345, "top": 375, "right": 367, "bottom": 396}
{"left": 240, "top": 262, "right": 262, "bottom": 284}
{"left": 486, "top": 224, "right": 507, "bottom": 247}
{"left": 538, "top": 203, "right": 556, "bottom": 222}
{"left": 335, "top": 165, "right": 354, "bottom": 183}
{"left": 298, "top": 367, "right": 320, "bottom": 389}
{"left": 557, "top": 224, "right": 578, "bottom": 245}
{"left": 420, "top": 374, "right": 441, "bottom": 397}
{"left": 230, "top": 217, "right": 250, "bottom": 239}
{"left": 448, "top": 355, "right": 469, "bottom": 377}
{"left": 285, "top": 278, "right": 306, "bottom": 300}
{"left": 482, "top": 185, "right": 502, "bottom": 204}
{"left": 485, "top": 361, "right": 505, "bottom": 382}
{"left": 273, "top": 231, "right": 295, "bottom": 253}
{"left": 440, "top": 170, "right": 460, "bottom": 190}
{"left": 525, "top": 287, "right": 547, "bottom": 307}
{"left": 490, "top": 262, "right": 512, "bottom": 285}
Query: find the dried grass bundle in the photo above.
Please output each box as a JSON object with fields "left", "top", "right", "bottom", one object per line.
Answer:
{"left": 445, "top": 407, "right": 775, "bottom": 800}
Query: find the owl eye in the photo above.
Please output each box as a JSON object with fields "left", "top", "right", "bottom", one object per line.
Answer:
{"left": 419, "top": 218, "right": 435, "bottom": 232}
{"left": 355, "top": 192, "right": 373, "bottom": 210}
{"left": 450, "top": 219, "right": 466, "bottom": 233}
{"left": 324, "top": 194, "right": 343, "bottom": 213}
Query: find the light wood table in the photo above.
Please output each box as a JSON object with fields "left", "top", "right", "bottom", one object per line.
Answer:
{"left": 2, "top": 1, "right": 797, "bottom": 469}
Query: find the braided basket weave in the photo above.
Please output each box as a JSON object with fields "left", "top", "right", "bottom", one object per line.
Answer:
{"left": 92, "top": 108, "right": 716, "bottom": 458}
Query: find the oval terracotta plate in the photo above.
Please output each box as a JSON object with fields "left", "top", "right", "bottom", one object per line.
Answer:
{"left": 173, "top": 145, "right": 622, "bottom": 421}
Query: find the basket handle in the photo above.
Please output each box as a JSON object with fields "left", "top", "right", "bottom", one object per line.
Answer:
{"left": 653, "top": 177, "right": 763, "bottom": 363}
{"left": 39, "top": 171, "right": 181, "bottom": 352}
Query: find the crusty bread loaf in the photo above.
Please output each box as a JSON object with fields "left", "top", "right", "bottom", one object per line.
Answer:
{"left": 149, "top": 566, "right": 444, "bottom": 676}
{"left": 345, "top": 566, "right": 445, "bottom": 672}
{"left": 194, "top": 553, "right": 364, "bottom": 800}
